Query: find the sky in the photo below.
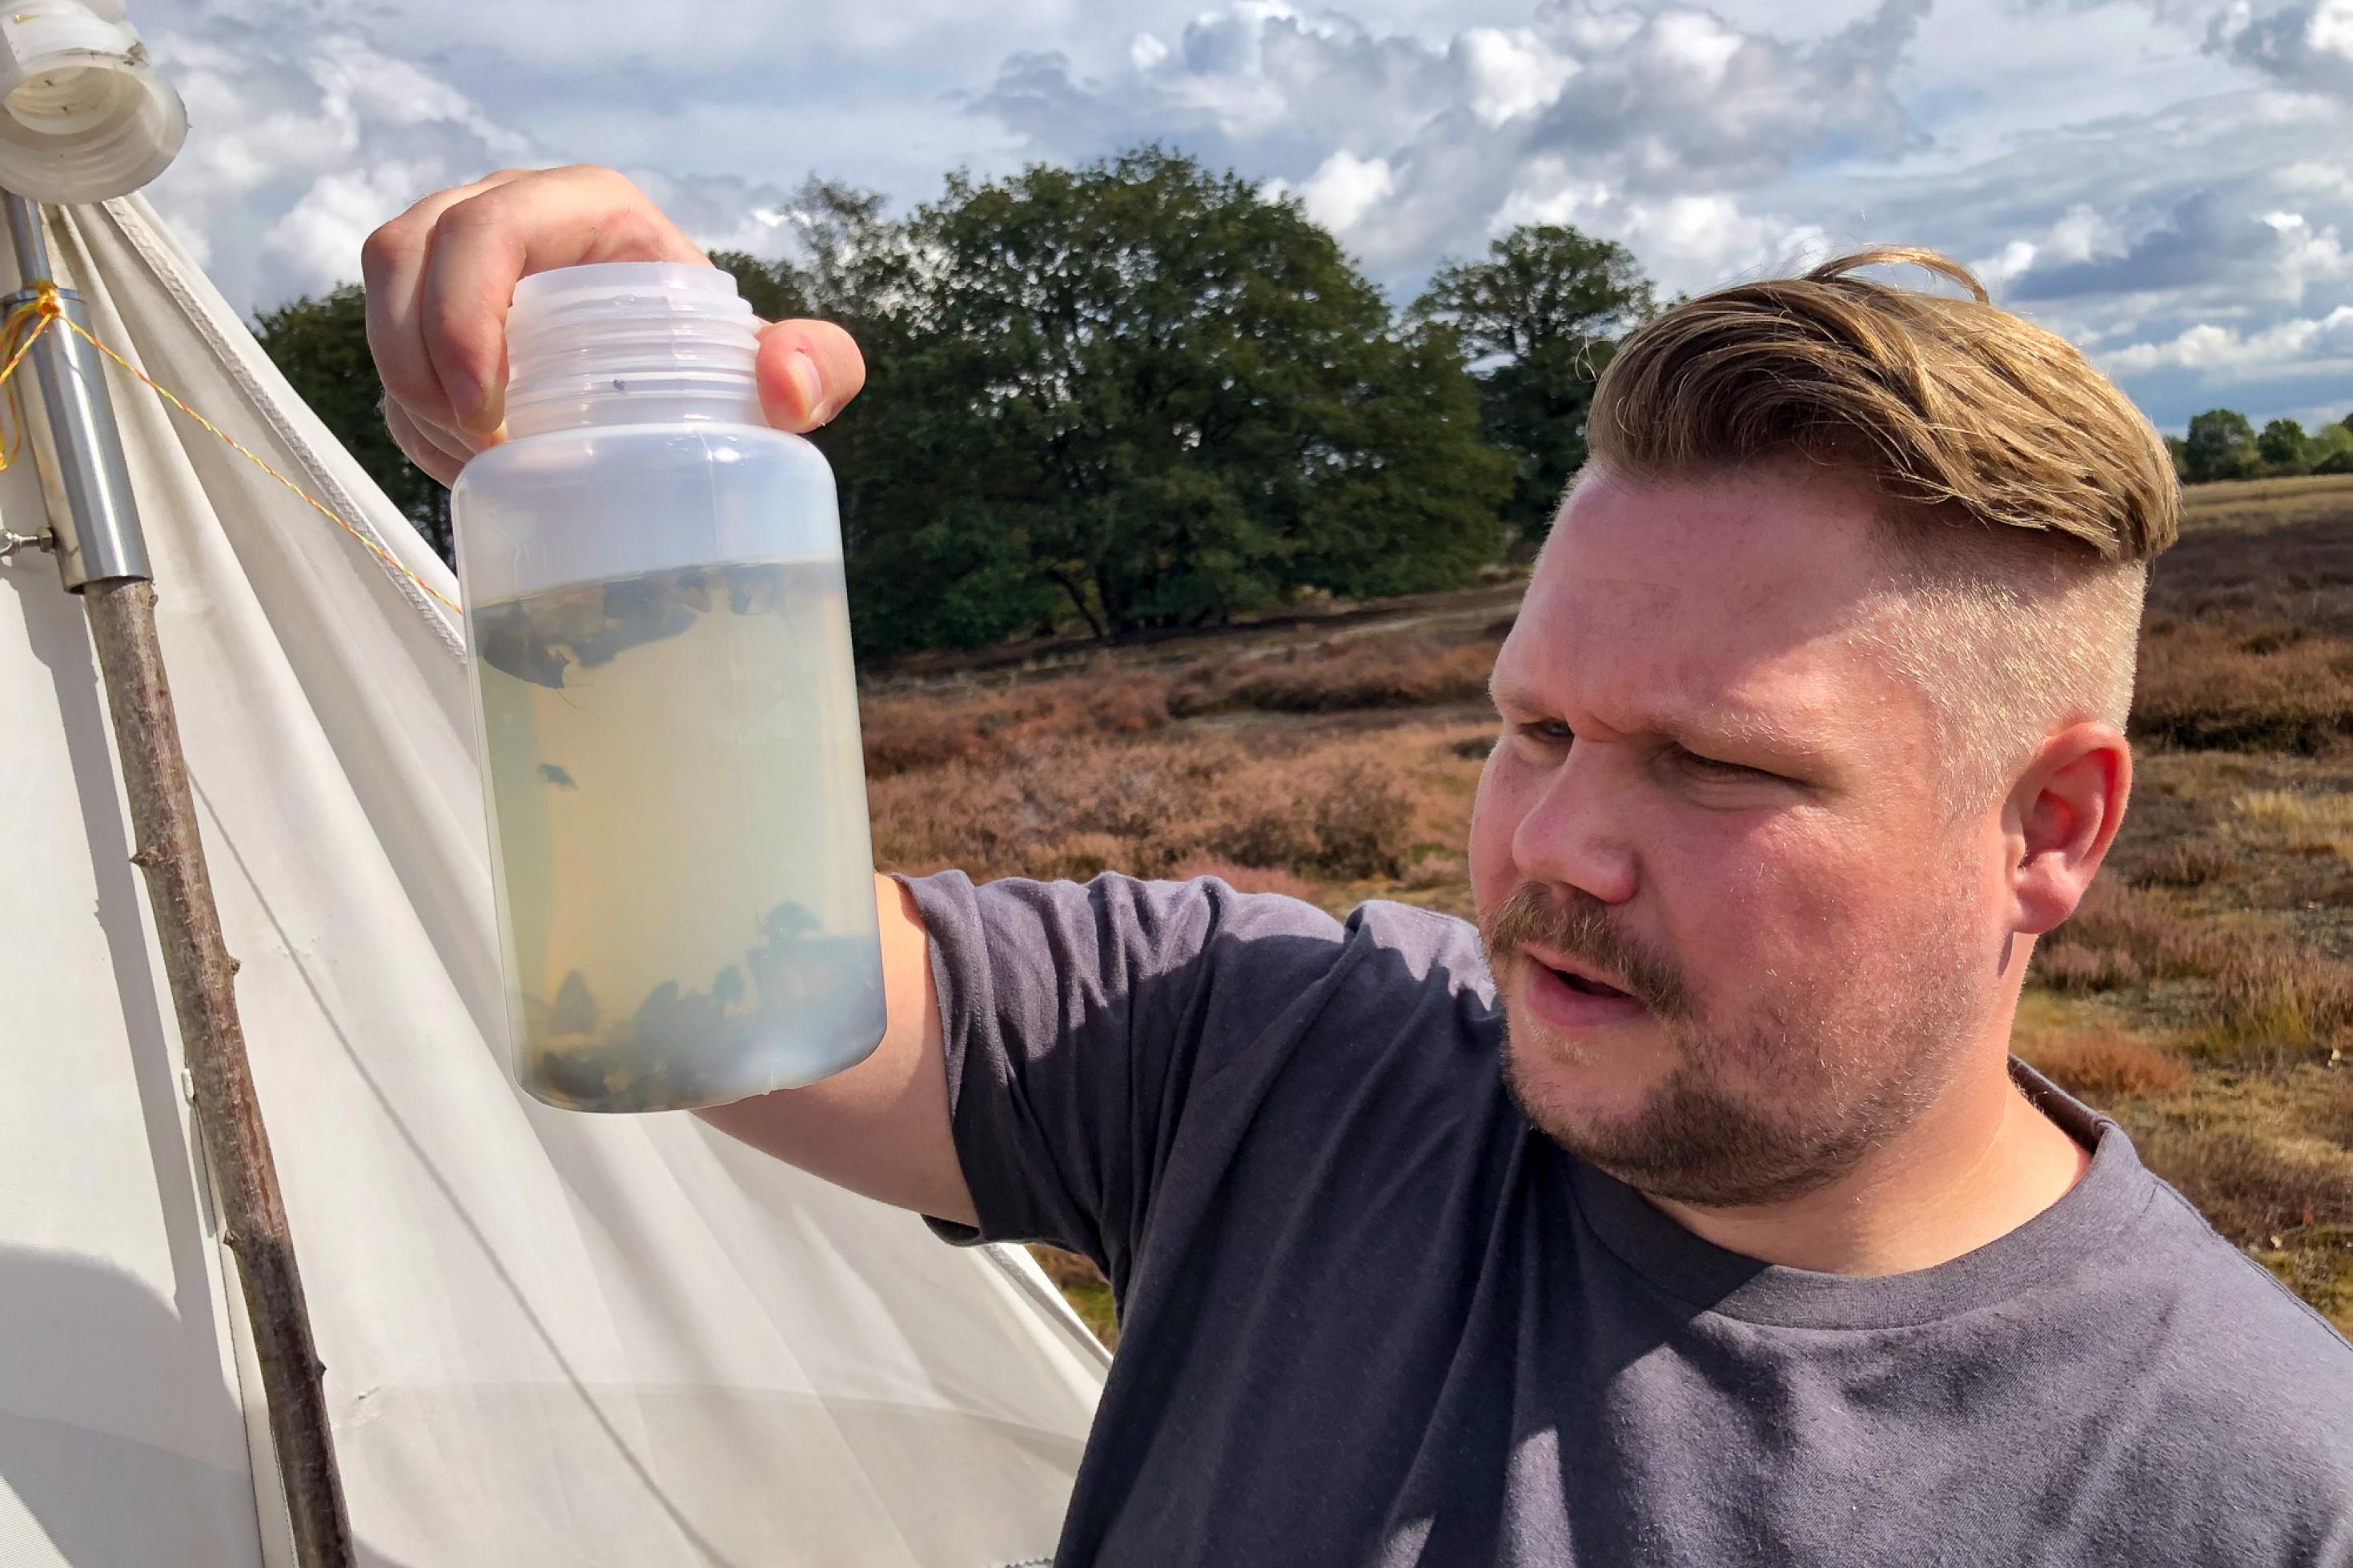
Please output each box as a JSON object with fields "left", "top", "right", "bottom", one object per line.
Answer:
{"left": 130, "top": 0, "right": 2353, "bottom": 435}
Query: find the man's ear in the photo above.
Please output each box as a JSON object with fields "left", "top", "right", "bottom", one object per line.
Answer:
{"left": 2006, "top": 723, "right": 2133, "bottom": 936}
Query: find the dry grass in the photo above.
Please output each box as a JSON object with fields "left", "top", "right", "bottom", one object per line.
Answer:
{"left": 2234, "top": 789, "right": 2353, "bottom": 863}
{"left": 2016, "top": 1024, "right": 2190, "bottom": 1101}
{"left": 2329, "top": 1085, "right": 2353, "bottom": 1150}
{"left": 2131, "top": 485, "right": 2353, "bottom": 759}
{"left": 1167, "top": 634, "right": 1496, "bottom": 716}
{"left": 2235, "top": 788, "right": 2353, "bottom": 829}
{"left": 2136, "top": 1128, "right": 2353, "bottom": 1245}
{"left": 869, "top": 726, "right": 1479, "bottom": 887}
{"left": 2128, "top": 836, "right": 2240, "bottom": 888}
{"left": 2135, "top": 1119, "right": 2353, "bottom": 1333}
{"left": 2131, "top": 620, "right": 2353, "bottom": 755}
{"left": 863, "top": 632, "right": 1496, "bottom": 923}
{"left": 863, "top": 630, "right": 1503, "bottom": 777}
{"left": 1166, "top": 856, "right": 1322, "bottom": 900}
{"left": 2031, "top": 879, "right": 2353, "bottom": 1063}
{"left": 2031, "top": 880, "right": 2229, "bottom": 993}
{"left": 861, "top": 664, "right": 1172, "bottom": 779}
{"left": 2198, "top": 946, "right": 2353, "bottom": 1058}
{"left": 2178, "top": 472, "right": 2353, "bottom": 535}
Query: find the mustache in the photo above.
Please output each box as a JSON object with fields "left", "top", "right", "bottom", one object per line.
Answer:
{"left": 1480, "top": 883, "right": 1695, "bottom": 1021}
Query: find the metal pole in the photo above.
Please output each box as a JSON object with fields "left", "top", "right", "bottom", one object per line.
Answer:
{"left": 4, "top": 195, "right": 147, "bottom": 587}
{"left": 3, "top": 192, "right": 355, "bottom": 1568}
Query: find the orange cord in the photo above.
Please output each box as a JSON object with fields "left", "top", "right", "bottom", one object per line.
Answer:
{"left": 0, "top": 280, "right": 461, "bottom": 616}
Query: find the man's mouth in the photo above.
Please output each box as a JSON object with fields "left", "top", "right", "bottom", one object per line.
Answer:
{"left": 1482, "top": 888, "right": 1685, "bottom": 1031}
{"left": 1520, "top": 945, "right": 1637, "bottom": 1002}
{"left": 1553, "top": 968, "right": 1631, "bottom": 999}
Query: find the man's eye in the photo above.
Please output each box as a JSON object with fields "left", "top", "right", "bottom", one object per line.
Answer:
{"left": 1675, "top": 746, "right": 1767, "bottom": 780}
{"left": 1517, "top": 720, "right": 1574, "bottom": 746}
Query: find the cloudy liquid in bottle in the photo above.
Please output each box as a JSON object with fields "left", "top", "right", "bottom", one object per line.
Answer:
{"left": 470, "top": 557, "right": 885, "bottom": 1112}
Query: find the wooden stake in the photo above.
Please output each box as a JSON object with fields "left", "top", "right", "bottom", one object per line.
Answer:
{"left": 82, "top": 576, "right": 355, "bottom": 1567}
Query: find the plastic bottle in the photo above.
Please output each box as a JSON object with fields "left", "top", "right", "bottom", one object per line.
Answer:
{"left": 451, "top": 262, "right": 885, "bottom": 1113}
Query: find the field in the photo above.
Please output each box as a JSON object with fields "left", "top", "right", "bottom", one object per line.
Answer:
{"left": 861, "top": 473, "right": 2353, "bottom": 1345}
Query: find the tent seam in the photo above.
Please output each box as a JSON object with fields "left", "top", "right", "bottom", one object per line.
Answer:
{"left": 98, "top": 197, "right": 468, "bottom": 664}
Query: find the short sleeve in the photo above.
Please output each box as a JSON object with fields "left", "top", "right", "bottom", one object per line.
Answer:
{"left": 893, "top": 868, "right": 1349, "bottom": 1282}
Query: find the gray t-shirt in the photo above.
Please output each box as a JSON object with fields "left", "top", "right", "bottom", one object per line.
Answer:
{"left": 901, "top": 868, "right": 2353, "bottom": 1566}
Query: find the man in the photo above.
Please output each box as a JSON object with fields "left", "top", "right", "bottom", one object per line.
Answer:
{"left": 367, "top": 166, "right": 2353, "bottom": 1565}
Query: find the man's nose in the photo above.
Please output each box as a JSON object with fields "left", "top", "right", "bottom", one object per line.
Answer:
{"left": 1509, "top": 742, "right": 1638, "bottom": 905}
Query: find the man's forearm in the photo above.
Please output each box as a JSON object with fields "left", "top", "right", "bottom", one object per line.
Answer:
{"left": 694, "top": 873, "right": 975, "bottom": 1226}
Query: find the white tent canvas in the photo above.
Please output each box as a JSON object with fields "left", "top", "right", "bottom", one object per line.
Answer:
{"left": 0, "top": 193, "right": 1105, "bottom": 1567}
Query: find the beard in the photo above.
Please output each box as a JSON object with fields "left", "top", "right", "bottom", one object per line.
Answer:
{"left": 1480, "top": 880, "right": 1981, "bottom": 1209}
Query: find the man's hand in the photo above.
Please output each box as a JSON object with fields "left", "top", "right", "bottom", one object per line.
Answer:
{"left": 359, "top": 164, "right": 867, "bottom": 483}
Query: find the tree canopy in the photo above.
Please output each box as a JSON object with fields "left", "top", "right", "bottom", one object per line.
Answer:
{"left": 253, "top": 283, "right": 452, "bottom": 559}
{"left": 799, "top": 146, "right": 1509, "bottom": 653}
{"left": 1412, "top": 225, "right": 1656, "bottom": 539}
{"left": 2173, "top": 406, "right": 2353, "bottom": 482}
{"left": 2182, "top": 408, "right": 2259, "bottom": 483}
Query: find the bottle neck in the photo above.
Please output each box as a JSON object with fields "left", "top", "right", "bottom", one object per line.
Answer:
{"left": 501, "top": 263, "right": 762, "bottom": 438}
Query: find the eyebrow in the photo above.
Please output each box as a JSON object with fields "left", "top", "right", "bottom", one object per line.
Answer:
{"left": 1488, "top": 669, "right": 1829, "bottom": 763}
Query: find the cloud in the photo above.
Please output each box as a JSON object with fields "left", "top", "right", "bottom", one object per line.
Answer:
{"left": 143, "top": 24, "right": 532, "bottom": 312}
{"left": 1971, "top": 204, "right": 2132, "bottom": 289}
{"left": 137, "top": 3, "right": 834, "bottom": 314}
{"left": 1458, "top": 26, "right": 1578, "bottom": 127}
{"left": 2006, "top": 189, "right": 2347, "bottom": 313}
{"left": 73, "top": 0, "right": 2353, "bottom": 436}
{"left": 1496, "top": 173, "right": 1825, "bottom": 287}
{"left": 2210, "top": 0, "right": 2353, "bottom": 96}
{"left": 1801, "top": 78, "right": 2353, "bottom": 429}
{"left": 963, "top": 0, "right": 2353, "bottom": 422}
{"left": 966, "top": 0, "right": 1929, "bottom": 293}
{"left": 2054, "top": 0, "right": 2353, "bottom": 99}
{"left": 2269, "top": 394, "right": 2353, "bottom": 429}
{"left": 1804, "top": 83, "right": 2353, "bottom": 344}
{"left": 615, "top": 170, "right": 805, "bottom": 260}
{"left": 1274, "top": 150, "right": 1399, "bottom": 234}
{"left": 133, "top": 0, "right": 1057, "bottom": 312}
{"left": 2100, "top": 303, "right": 2353, "bottom": 376}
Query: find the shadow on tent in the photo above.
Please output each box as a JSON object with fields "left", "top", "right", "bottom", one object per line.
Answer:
{"left": 0, "top": 1246, "right": 420, "bottom": 1568}
{"left": 11, "top": 535, "right": 750, "bottom": 1564}
{"left": 5, "top": 555, "right": 416, "bottom": 1568}
{"left": 187, "top": 772, "right": 753, "bottom": 1566}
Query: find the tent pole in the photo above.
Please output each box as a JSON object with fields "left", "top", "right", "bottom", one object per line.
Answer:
{"left": 4, "top": 192, "right": 356, "bottom": 1567}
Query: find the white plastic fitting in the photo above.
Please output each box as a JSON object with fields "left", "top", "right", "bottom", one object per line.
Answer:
{"left": 0, "top": 0, "right": 185, "bottom": 203}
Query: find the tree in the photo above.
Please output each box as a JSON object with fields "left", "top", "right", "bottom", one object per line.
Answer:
{"left": 249, "top": 159, "right": 1516, "bottom": 656}
{"left": 711, "top": 178, "right": 898, "bottom": 335}
{"left": 2162, "top": 434, "right": 2191, "bottom": 483}
{"left": 705, "top": 249, "right": 809, "bottom": 325}
{"left": 2182, "top": 408, "right": 2259, "bottom": 484}
{"left": 253, "top": 284, "right": 453, "bottom": 560}
{"left": 2311, "top": 419, "right": 2353, "bottom": 475}
{"left": 2258, "top": 417, "right": 2311, "bottom": 475}
{"left": 1412, "top": 225, "right": 1657, "bottom": 539}
{"left": 841, "top": 146, "right": 1509, "bottom": 652}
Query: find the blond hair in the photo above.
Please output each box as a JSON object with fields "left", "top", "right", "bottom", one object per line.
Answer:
{"left": 1585, "top": 247, "right": 2180, "bottom": 806}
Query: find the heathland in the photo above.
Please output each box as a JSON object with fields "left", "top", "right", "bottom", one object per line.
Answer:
{"left": 858, "top": 472, "right": 2353, "bottom": 1345}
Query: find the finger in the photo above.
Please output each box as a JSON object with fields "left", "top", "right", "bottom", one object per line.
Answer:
{"left": 362, "top": 168, "right": 534, "bottom": 437}
{"left": 408, "top": 399, "right": 505, "bottom": 463}
{"left": 755, "top": 319, "right": 867, "bottom": 433}
{"left": 420, "top": 165, "right": 708, "bottom": 437}
{"left": 385, "top": 398, "right": 468, "bottom": 487}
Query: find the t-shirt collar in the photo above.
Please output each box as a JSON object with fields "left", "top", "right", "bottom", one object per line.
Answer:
{"left": 1565, "top": 1060, "right": 2158, "bottom": 1330}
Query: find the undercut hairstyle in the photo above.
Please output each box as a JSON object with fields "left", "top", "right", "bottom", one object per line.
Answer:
{"left": 1584, "top": 247, "right": 2179, "bottom": 809}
